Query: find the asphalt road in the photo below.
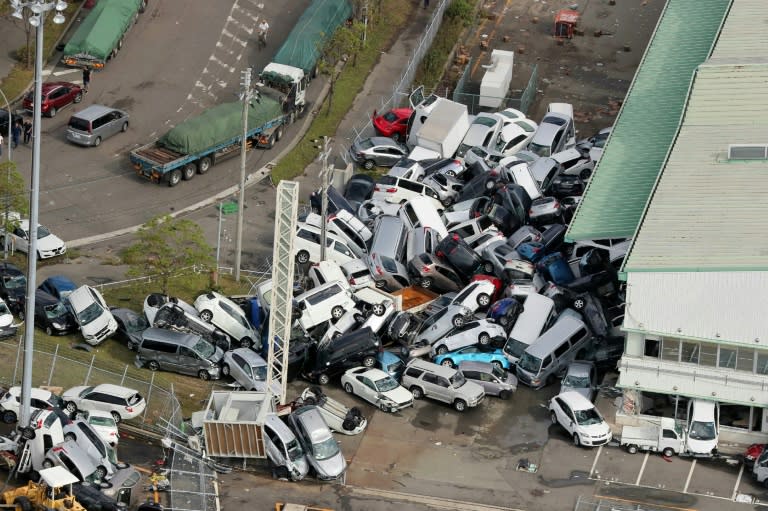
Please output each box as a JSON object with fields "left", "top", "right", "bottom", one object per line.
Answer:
{"left": 10, "top": 0, "right": 310, "bottom": 242}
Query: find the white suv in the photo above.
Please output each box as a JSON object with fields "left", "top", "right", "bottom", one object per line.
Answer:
{"left": 294, "top": 222, "right": 357, "bottom": 266}
{"left": 69, "top": 285, "right": 117, "bottom": 346}
{"left": 549, "top": 391, "right": 612, "bottom": 447}
{"left": 294, "top": 281, "right": 358, "bottom": 332}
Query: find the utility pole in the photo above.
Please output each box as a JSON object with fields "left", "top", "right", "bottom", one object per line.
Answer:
{"left": 0, "top": 87, "right": 13, "bottom": 260}
{"left": 313, "top": 137, "right": 332, "bottom": 262}
{"left": 234, "top": 67, "right": 252, "bottom": 282}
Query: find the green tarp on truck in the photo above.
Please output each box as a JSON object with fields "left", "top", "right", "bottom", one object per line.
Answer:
{"left": 62, "top": 0, "right": 143, "bottom": 67}
{"left": 158, "top": 98, "right": 284, "bottom": 155}
{"left": 273, "top": 0, "right": 352, "bottom": 75}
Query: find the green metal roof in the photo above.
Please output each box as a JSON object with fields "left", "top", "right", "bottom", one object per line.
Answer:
{"left": 565, "top": 0, "right": 731, "bottom": 242}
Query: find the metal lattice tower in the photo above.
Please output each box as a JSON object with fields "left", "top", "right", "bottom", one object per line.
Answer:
{"left": 265, "top": 180, "right": 299, "bottom": 405}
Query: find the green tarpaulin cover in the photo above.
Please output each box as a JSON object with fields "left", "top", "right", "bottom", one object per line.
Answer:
{"left": 158, "top": 98, "right": 283, "bottom": 155}
{"left": 273, "top": 0, "right": 352, "bottom": 74}
{"left": 63, "top": 0, "right": 143, "bottom": 63}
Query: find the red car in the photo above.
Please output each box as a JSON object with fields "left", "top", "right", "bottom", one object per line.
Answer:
{"left": 23, "top": 81, "right": 83, "bottom": 118}
{"left": 372, "top": 108, "right": 413, "bottom": 142}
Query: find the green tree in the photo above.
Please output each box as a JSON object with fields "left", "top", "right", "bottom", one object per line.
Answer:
{"left": 0, "top": 161, "right": 30, "bottom": 259}
{"left": 123, "top": 215, "right": 214, "bottom": 295}
{"left": 318, "top": 21, "right": 365, "bottom": 115}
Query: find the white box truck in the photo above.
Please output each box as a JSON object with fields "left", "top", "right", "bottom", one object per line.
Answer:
{"left": 412, "top": 100, "right": 471, "bottom": 159}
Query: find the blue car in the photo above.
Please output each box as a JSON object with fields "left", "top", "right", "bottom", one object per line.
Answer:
{"left": 377, "top": 350, "right": 405, "bottom": 381}
{"left": 536, "top": 253, "right": 575, "bottom": 285}
{"left": 487, "top": 298, "right": 522, "bottom": 329}
{"left": 38, "top": 275, "right": 77, "bottom": 302}
{"left": 434, "top": 346, "right": 510, "bottom": 370}
{"left": 516, "top": 242, "right": 546, "bottom": 263}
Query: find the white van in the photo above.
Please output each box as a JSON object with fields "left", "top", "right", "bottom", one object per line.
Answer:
{"left": 304, "top": 212, "right": 370, "bottom": 258}
{"left": 399, "top": 195, "right": 449, "bottom": 238}
{"left": 502, "top": 294, "right": 556, "bottom": 365}
{"left": 294, "top": 281, "right": 357, "bottom": 332}
{"left": 69, "top": 285, "right": 118, "bottom": 346}
{"left": 294, "top": 222, "right": 357, "bottom": 266}
{"left": 498, "top": 158, "right": 542, "bottom": 200}
{"left": 308, "top": 261, "right": 349, "bottom": 291}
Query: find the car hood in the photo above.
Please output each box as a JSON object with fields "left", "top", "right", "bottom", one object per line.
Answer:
{"left": 0, "top": 312, "right": 12, "bottom": 328}
{"left": 382, "top": 386, "right": 413, "bottom": 405}
{"left": 38, "top": 233, "right": 66, "bottom": 252}
{"left": 461, "top": 381, "right": 485, "bottom": 400}
{"left": 311, "top": 452, "right": 347, "bottom": 479}
{"left": 562, "top": 385, "right": 592, "bottom": 401}
{"left": 62, "top": 385, "right": 88, "bottom": 401}
{"left": 581, "top": 421, "right": 611, "bottom": 438}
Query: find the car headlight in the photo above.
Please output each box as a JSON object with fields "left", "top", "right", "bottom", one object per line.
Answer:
{"left": 52, "top": 322, "right": 63, "bottom": 329}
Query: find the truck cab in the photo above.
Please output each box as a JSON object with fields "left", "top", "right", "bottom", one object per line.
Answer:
{"left": 260, "top": 63, "right": 307, "bottom": 114}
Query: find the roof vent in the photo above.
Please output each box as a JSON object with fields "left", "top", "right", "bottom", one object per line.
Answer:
{"left": 728, "top": 144, "right": 768, "bottom": 160}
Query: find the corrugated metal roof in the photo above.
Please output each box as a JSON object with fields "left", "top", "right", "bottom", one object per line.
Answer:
{"left": 710, "top": 0, "right": 766, "bottom": 61}
{"left": 565, "top": 0, "right": 730, "bottom": 242}
{"left": 624, "top": 272, "right": 768, "bottom": 346}
{"left": 624, "top": 63, "right": 768, "bottom": 271}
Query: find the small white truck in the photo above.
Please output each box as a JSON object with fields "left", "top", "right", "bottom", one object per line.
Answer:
{"left": 620, "top": 417, "right": 686, "bottom": 457}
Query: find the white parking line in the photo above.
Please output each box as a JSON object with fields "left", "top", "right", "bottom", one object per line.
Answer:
{"left": 589, "top": 445, "right": 603, "bottom": 478}
{"left": 635, "top": 452, "right": 649, "bottom": 486}
{"left": 683, "top": 459, "right": 696, "bottom": 493}
{"left": 731, "top": 463, "right": 745, "bottom": 500}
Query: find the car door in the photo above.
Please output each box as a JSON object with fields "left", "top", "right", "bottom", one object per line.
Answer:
{"left": 553, "top": 397, "right": 570, "bottom": 430}
{"left": 12, "top": 225, "right": 29, "bottom": 253}
{"left": 105, "top": 111, "right": 122, "bottom": 137}
{"left": 175, "top": 346, "right": 201, "bottom": 376}
{"left": 433, "top": 374, "right": 452, "bottom": 403}
{"left": 80, "top": 391, "right": 111, "bottom": 414}
{"left": 356, "top": 374, "right": 376, "bottom": 404}
{"left": 263, "top": 423, "right": 288, "bottom": 467}
{"left": 229, "top": 352, "right": 250, "bottom": 387}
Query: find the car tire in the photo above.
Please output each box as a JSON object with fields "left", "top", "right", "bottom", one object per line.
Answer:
{"left": 627, "top": 444, "right": 638, "bottom": 455}
{"left": 573, "top": 434, "right": 581, "bottom": 447}
{"left": 662, "top": 447, "right": 675, "bottom": 458}
{"left": 45, "top": 326, "right": 53, "bottom": 336}
{"left": 221, "top": 364, "right": 231, "bottom": 377}
{"left": 49, "top": 106, "right": 57, "bottom": 118}
{"left": 42, "top": 459, "right": 54, "bottom": 469}
{"left": 477, "top": 293, "right": 491, "bottom": 307}
{"left": 64, "top": 432, "right": 76, "bottom": 442}
{"left": 240, "top": 337, "right": 252, "bottom": 349}
{"left": 65, "top": 401, "right": 78, "bottom": 415}
{"left": 498, "top": 390, "right": 510, "bottom": 400}
{"left": 121, "top": 121, "right": 129, "bottom": 133}
{"left": 442, "top": 197, "right": 454, "bottom": 208}
{"left": 111, "top": 411, "right": 122, "bottom": 424}
{"left": 182, "top": 163, "right": 196, "bottom": 181}
{"left": 437, "top": 345, "right": 448, "bottom": 355}
{"left": 296, "top": 250, "right": 310, "bottom": 264}
{"left": 410, "top": 386, "right": 423, "bottom": 399}
{"left": 198, "top": 157, "right": 212, "bottom": 174}
{"left": 21, "top": 427, "right": 35, "bottom": 440}
{"left": 275, "top": 125, "right": 284, "bottom": 142}
{"left": 199, "top": 310, "right": 213, "bottom": 322}
{"left": 453, "top": 399, "right": 467, "bottom": 412}
{"left": 478, "top": 333, "right": 491, "bottom": 346}
{"left": 198, "top": 370, "right": 211, "bottom": 381}
{"left": 420, "top": 277, "right": 433, "bottom": 289}
{"left": 441, "top": 359, "right": 454, "bottom": 368}
{"left": 342, "top": 419, "right": 357, "bottom": 431}
{"left": 580, "top": 169, "right": 591, "bottom": 180}
{"left": 331, "top": 306, "right": 344, "bottom": 320}
{"left": 74, "top": 93, "right": 83, "bottom": 103}
{"left": 573, "top": 298, "right": 586, "bottom": 310}
{"left": 14, "top": 496, "right": 32, "bottom": 511}
{"left": 2, "top": 410, "right": 16, "bottom": 424}
{"left": 550, "top": 411, "right": 558, "bottom": 425}
{"left": 93, "top": 136, "right": 102, "bottom": 147}
{"left": 363, "top": 160, "right": 375, "bottom": 170}
{"left": 344, "top": 383, "right": 354, "bottom": 394}
{"left": 372, "top": 303, "right": 386, "bottom": 316}
{"left": 167, "top": 168, "right": 181, "bottom": 186}
{"left": 374, "top": 279, "right": 386, "bottom": 289}
{"left": 499, "top": 315, "right": 509, "bottom": 327}
{"left": 452, "top": 315, "right": 465, "bottom": 328}
{"left": 483, "top": 261, "right": 494, "bottom": 274}
{"left": 318, "top": 373, "right": 330, "bottom": 385}
{"left": 148, "top": 360, "right": 160, "bottom": 371}
{"left": 95, "top": 466, "right": 108, "bottom": 480}
{"left": 362, "top": 356, "right": 376, "bottom": 368}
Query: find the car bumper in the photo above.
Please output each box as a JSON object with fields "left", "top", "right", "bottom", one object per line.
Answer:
{"left": 38, "top": 246, "right": 67, "bottom": 259}
{"left": 387, "top": 399, "right": 414, "bottom": 413}
{"left": 581, "top": 433, "right": 612, "bottom": 447}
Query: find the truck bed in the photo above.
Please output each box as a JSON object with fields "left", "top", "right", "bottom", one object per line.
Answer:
{"left": 390, "top": 286, "right": 439, "bottom": 312}
{"left": 620, "top": 425, "right": 659, "bottom": 445}
{"left": 133, "top": 144, "right": 185, "bottom": 166}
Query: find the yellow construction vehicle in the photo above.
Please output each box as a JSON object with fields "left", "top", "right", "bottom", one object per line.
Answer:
{"left": 1, "top": 466, "right": 87, "bottom": 511}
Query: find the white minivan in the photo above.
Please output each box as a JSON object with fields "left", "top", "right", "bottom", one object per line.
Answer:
{"left": 502, "top": 294, "right": 556, "bottom": 365}
{"left": 69, "top": 285, "right": 118, "bottom": 346}
{"left": 294, "top": 222, "right": 357, "bottom": 266}
{"left": 398, "top": 195, "right": 449, "bottom": 238}
{"left": 294, "top": 281, "right": 357, "bottom": 332}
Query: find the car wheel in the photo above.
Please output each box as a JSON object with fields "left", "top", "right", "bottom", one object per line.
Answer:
{"left": 580, "top": 169, "right": 591, "bottom": 180}
{"left": 662, "top": 447, "right": 675, "bottom": 458}
{"left": 498, "top": 390, "right": 510, "bottom": 400}
{"left": 627, "top": 444, "right": 638, "bottom": 454}
{"left": 49, "top": 106, "right": 57, "bottom": 118}
{"left": 374, "top": 279, "right": 386, "bottom": 289}
{"left": 94, "top": 465, "right": 108, "bottom": 481}
{"left": 240, "top": 337, "right": 252, "bottom": 349}
{"left": 573, "top": 434, "right": 581, "bottom": 447}
{"left": 436, "top": 345, "right": 448, "bottom": 355}
{"left": 65, "top": 401, "right": 78, "bottom": 415}
{"left": 331, "top": 306, "right": 344, "bottom": 320}
{"left": 573, "top": 298, "right": 585, "bottom": 310}
{"left": 42, "top": 459, "right": 54, "bottom": 469}
{"left": 182, "top": 163, "right": 196, "bottom": 181}
{"left": 148, "top": 360, "right": 160, "bottom": 371}
{"left": 550, "top": 411, "right": 558, "bottom": 425}
{"left": 362, "top": 356, "right": 376, "bottom": 368}
{"left": 372, "top": 303, "right": 386, "bottom": 316}
{"left": 410, "top": 386, "right": 423, "bottom": 399}
{"left": 198, "top": 370, "right": 211, "bottom": 381}
{"left": 45, "top": 326, "right": 53, "bottom": 336}
{"left": 499, "top": 315, "right": 509, "bottom": 327}
{"left": 318, "top": 373, "right": 330, "bottom": 385}
{"left": 21, "top": 427, "right": 35, "bottom": 441}
{"left": 198, "top": 157, "right": 212, "bottom": 174}
{"left": 344, "top": 383, "right": 353, "bottom": 394}
{"left": 478, "top": 333, "right": 491, "bottom": 346}
{"left": 477, "top": 293, "right": 491, "bottom": 307}
{"left": 199, "top": 310, "right": 213, "bottom": 322}
{"left": 483, "top": 262, "right": 494, "bottom": 274}
{"left": 93, "top": 136, "right": 101, "bottom": 147}
{"left": 363, "top": 160, "right": 375, "bottom": 170}
{"left": 420, "top": 277, "right": 433, "bottom": 289}
{"left": 2, "top": 410, "right": 16, "bottom": 424}
{"left": 453, "top": 399, "right": 467, "bottom": 412}
{"left": 442, "top": 197, "right": 454, "bottom": 208}
{"left": 73, "top": 93, "right": 83, "bottom": 103}
{"left": 222, "top": 364, "right": 230, "bottom": 377}
{"left": 111, "top": 411, "right": 122, "bottom": 424}
{"left": 491, "top": 360, "right": 503, "bottom": 370}
{"left": 167, "top": 168, "right": 181, "bottom": 186}
{"left": 64, "top": 432, "right": 76, "bottom": 443}
{"left": 296, "top": 250, "right": 310, "bottom": 264}
{"left": 121, "top": 121, "right": 129, "bottom": 133}
{"left": 452, "top": 315, "right": 465, "bottom": 328}
{"left": 441, "top": 359, "right": 454, "bottom": 368}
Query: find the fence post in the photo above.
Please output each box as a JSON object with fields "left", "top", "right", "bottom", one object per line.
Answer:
{"left": 84, "top": 355, "right": 95, "bottom": 385}
{"left": 143, "top": 371, "right": 155, "bottom": 422}
{"left": 47, "top": 343, "right": 59, "bottom": 385}
{"left": 120, "top": 364, "right": 128, "bottom": 386}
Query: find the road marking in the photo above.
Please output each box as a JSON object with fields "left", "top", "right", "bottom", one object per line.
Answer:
{"left": 594, "top": 494, "right": 697, "bottom": 511}
{"left": 348, "top": 486, "right": 521, "bottom": 511}
{"left": 589, "top": 444, "right": 603, "bottom": 478}
{"left": 731, "top": 462, "right": 744, "bottom": 500}
{"left": 635, "top": 452, "right": 649, "bottom": 486}
{"left": 683, "top": 458, "right": 696, "bottom": 493}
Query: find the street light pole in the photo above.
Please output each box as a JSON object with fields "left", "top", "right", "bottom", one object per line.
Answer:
{"left": 313, "top": 137, "right": 332, "bottom": 262}
{"left": 234, "top": 67, "right": 252, "bottom": 283}
{"left": 0, "top": 88, "right": 13, "bottom": 261}
{"left": 11, "top": 0, "right": 68, "bottom": 430}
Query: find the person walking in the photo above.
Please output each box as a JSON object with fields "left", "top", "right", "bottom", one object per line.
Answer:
{"left": 11, "top": 120, "right": 21, "bottom": 149}
{"left": 258, "top": 19, "right": 269, "bottom": 49}
{"left": 23, "top": 119, "right": 32, "bottom": 145}
{"left": 82, "top": 67, "right": 91, "bottom": 93}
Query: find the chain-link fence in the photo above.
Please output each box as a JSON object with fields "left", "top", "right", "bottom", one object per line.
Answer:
{"left": 452, "top": 62, "right": 539, "bottom": 115}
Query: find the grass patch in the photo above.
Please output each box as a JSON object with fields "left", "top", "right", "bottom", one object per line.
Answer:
{"left": 270, "top": 0, "right": 415, "bottom": 183}
{"left": 0, "top": 1, "right": 84, "bottom": 103}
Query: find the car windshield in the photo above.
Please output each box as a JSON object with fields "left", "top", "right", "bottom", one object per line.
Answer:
{"left": 517, "top": 352, "right": 541, "bottom": 373}
{"left": 563, "top": 375, "right": 591, "bottom": 388}
{"left": 375, "top": 375, "right": 399, "bottom": 392}
{"left": 192, "top": 339, "right": 216, "bottom": 358}
{"left": 450, "top": 372, "right": 466, "bottom": 388}
{"left": 286, "top": 438, "right": 304, "bottom": 461}
{"left": 574, "top": 408, "right": 603, "bottom": 426}
{"left": 44, "top": 302, "right": 68, "bottom": 319}
{"left": 0, "top": 301, "right": 9, "bottom": 315}
{"left": 251, "top": 364, "right": 267, "bottom": 381}
{"left": 3, "top": 274, "right": 26, "bottom": 289}
{"left": 382, "top": 112, "right": 398, "bottom": 122}
{"left": 37, "top": 225, "right": 51, "bottom": 239}
{"left": 358, "top": 139, "right": 375, "bottom": 150}
{"left": 77, "top": 302, "right": 104, "bottom": 325}
{"left": 491, "top": 365, "right": 506, "bottom": 380}
{"left": 529, "top": 142, "right": 549, "bottom": 157}
{"left": 89, "top": 415, "right": 116, "bottom": 428}
{"left": 125, "top": 314, "right": 149, "bottom": 332}
{"left": 313, "top": 436, "right": 340, "bottom": 461}
{"left": 689, "top": 421, "right": 716, "bottom": 441}
{"left": 380, "top": 256, "right": 398, "bottom": 273}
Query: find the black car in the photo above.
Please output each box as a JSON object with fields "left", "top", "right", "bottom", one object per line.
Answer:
{"left": 309, "top": 185, "right": 356, "bottom": 216}
{"left": 110, "top": 307, "right": 149, "bottom": 350}
{"left": 550, "top": 173, "right": 585, "bottom": 198}
{"left": 343, "top": 174, "right": 376, "bottom": 211}
{"left": 303, "top": 327, "right": 381, "bottom": 385}
{"left": 34, "top": 289, "right": 77, "bottom": 336}
{"left": 455, "top": 170, "right": 502, "bottom": 203}
{"left": 492, "top": 183, "right": 531, "bottom": 226}
{"left": 0, "top": 263, "right": 26, "bottom": 316}
{"left": 435, "top": 233, "right": 485, "bottom": 278}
